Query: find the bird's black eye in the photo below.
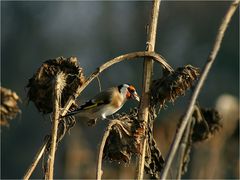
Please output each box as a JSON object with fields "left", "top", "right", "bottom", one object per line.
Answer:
{"left": 128, "top": 88, "right": 135, "bottom": 93}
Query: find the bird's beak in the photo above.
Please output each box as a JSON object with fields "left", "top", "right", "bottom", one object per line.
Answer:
{"left": 132, "top": 92, "right": 140, "bottom": 102}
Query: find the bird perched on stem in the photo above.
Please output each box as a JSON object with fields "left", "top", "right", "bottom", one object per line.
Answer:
{"left": 63, "top": 84, "right": 140, "bottom": 125}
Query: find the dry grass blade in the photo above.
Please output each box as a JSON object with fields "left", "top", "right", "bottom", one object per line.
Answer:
{"left": 0, "top": 87, "right": 21, "bottom": 126}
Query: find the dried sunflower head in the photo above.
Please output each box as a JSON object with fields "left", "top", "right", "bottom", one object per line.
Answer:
{"left": 26, "top": 56, "right": 85, "bottom": 114}
{"left": 0, "top": 87, "right": 21, "bottom": 126}
{"left": 192, "top": 106, "right": 222, "bottom": 142}
{"left": 151, "top": 65, "right": 200, "bottom": 113}
{"left": 103, "top": 108, "right": 143, "bottom": 163}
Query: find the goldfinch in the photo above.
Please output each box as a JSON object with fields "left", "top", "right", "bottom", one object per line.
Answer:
{"left": 63, "top": 84, "right": 140, "bottom": 121}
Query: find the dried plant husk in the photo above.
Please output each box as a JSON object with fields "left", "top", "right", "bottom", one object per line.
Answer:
{"left": 103, "top": 108, "right": 165, "bottom": 178}
{"left": 144, "top": 120, "right": 165, "bottom": 179}
{"left": 0, "top": 87, "right": 21, "bottom": 126}
{"left": 151, "top": 65, "right": 200, "bottom": 113}
{"left": 191, "top": 106, "right": 222, "bottom": 142}
{"left": 103, "top": 108, "right": 143, "bottom": 163}
{"left": 26, "top": 56, "right": 85, "bottom": 114}
{"left": 177, "top": 105, "right": 222, "bottom": 176}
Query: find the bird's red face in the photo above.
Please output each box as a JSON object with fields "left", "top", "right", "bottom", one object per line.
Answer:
{"left": 126, "top": 85, "right": 140, "bottom": 102}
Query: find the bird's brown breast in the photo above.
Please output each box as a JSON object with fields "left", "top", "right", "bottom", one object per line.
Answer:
{"left": 111, "top": 88, "right": 124, "bottom": 108}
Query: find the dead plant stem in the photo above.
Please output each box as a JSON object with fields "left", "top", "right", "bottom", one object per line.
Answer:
{"left": 137, "top": 0, "right": 161, "bottom": 179}
{"left": 96, "top": 120, "right": 120, "bottom": 180}
{"left": 23, "top": 136, "right": 50, "bottom": 180}
{"left": 160, "top": 1, "right": 239, "bottom": 179}
{"left": 45, "top": 73, "right": 65, "bottom": 179}
{"left": 176, "top": 119, "right": 193, "bottom": 179}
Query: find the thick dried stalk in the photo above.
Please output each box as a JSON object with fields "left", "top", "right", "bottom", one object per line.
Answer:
{"left": 23, "top": 136, "right": 50, "bottom": 180}
{"left": 45, "top": 72, "right": 66, "bottom": 179}
{"left": 23, "top": 51, "right": 172, "bottom": 179}
{"left": 96, "top": 120, "right": 120, "bottom": 180}
{"left": 160, "top": 1, "right": 239, "bottom": 179}
{"left": 137, "top": 0, "right": 161, "bottom": 179}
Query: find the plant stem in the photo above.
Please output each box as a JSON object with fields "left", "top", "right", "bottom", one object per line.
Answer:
{"left": 137, "top": 0, "right": 161, "bottom": 179}
{"left": 96, "top": 120, "right": 120, "bottom": 180}
{"left": 176, "top": 119, "right": 193, "bottom": 180}
{"left": 45, "top": 73, "right": 65, "bottom": 179}
{"left": 23, "top": 136, "right": 50, "bottom": 180}
{"left": 160, "top": 1, "right": 239, "bottom": 179}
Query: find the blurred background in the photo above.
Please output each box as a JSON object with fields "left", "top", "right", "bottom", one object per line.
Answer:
{"left": 1, "top": 1, "right": 239, "bottom": 179}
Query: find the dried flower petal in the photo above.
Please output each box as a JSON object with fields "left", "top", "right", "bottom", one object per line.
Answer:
{"left": 0, "top": 87, "right": 21, "bottom": 126}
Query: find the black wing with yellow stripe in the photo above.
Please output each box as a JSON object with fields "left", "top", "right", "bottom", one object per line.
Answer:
{"left": 63, "top": 89, "right": 113, "bottom": 117}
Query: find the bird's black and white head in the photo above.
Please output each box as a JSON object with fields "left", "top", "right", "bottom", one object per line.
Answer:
{"left": 118, "top": 84, "right": 140, "bottom": 102}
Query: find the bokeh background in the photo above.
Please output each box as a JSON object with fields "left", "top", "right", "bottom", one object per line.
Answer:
{"left": 1, "top": 1, "right": 239, "bottom": 179}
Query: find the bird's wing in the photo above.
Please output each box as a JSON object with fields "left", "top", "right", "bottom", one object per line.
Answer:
{"left": 80, "top": 89, "right": 112, "bottom": 110}
{"left": 63, "top": 89, "right": 113, "bottom": 117}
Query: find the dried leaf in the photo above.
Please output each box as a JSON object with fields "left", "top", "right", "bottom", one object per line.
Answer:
{"left": 144, "top": 117, "right": 165, "bottom": 179}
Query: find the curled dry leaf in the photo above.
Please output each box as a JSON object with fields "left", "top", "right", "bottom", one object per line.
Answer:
{"left": 26, "top": 56, "right": 85, "bottom": 114}
{"left": 0, "top": 87, "right": 21, "bottom": 126}
{"left": 103, "top": 108, "right": 144, "bottom": 163}
{"left": 151, "top": 65, "right": 200, "bottom": 113}
{"left": 144, "top": 121, "right": 165, "bottom": 179}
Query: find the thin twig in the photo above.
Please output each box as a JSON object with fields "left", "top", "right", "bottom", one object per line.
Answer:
{"left": 23, "top": 136, "right": 50, "bottom": 180}
{"left": 137, "top": 0, "right": 161, "bottom": 179}
{"left": 96, "top": 120, "right": 120, "bottom": 180}
{"left": 96, "top": 76, "right": 102, "bottom": 92}
{"left": 160, "top": 1, "right": 239, "bottom": 179}
{"left": 176, "top": 118, "right": 193, "bottom": 180}
{"left": 23, "top": 51, "right": 172, "bottom": 179}
{"left": 45, "top": 72, "right": 66, "bottom": 179}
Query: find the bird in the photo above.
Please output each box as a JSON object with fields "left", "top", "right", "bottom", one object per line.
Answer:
{"left": 63, "top": 84, "right": 140, "bottom": 124}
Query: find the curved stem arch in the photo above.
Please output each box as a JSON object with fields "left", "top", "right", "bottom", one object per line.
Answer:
{"left": 61, "top": 51, "right": 173, "bottom": 116}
